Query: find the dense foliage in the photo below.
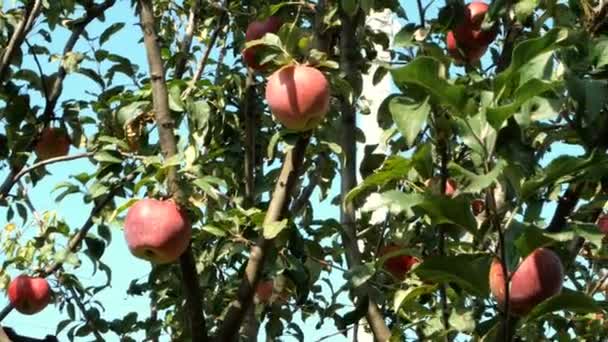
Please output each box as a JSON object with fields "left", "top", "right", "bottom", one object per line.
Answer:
{"left": 1, "top": 0, "right": 608, "bottom": 341}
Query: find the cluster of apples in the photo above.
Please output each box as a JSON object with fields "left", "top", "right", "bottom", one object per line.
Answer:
{"left": 446, "top": 1, "right": 498, "bottom": 64}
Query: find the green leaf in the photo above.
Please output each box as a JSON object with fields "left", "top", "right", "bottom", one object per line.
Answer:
{"left": 591, "top": 37, "right": 608, "bottom": 69}
{"left": 414, "top": 254, "right": 492, "bottom": 296}
{"left": 524, "top": 289, "right": 601, "bottom": 322}
{"left": 487, "top": 79, "right": 558, "bottom": 129}
{"left": 263, "top": 219, "right": 288, "bottom": 239}
{"left": 362, "top": 191, "right": 424, "bottom": 215}
{"left": 77, "top": 67, "right": 105, "bottom": 89}
{"left": 390, "top": 57, "right": 467, "bottom": 114}
{"left": 514, "top": 0, "right": 539, "bottom": 23}
{"left": 449, "top": 309, "right": 475, "bottom": 333}
{"left": 61, "top": 52, "right": 85, "bottom": 73}
{"left": 193, "top": 177, "right": 221, "bottom": 201}
{"left": 496, "top": 28, "right": 571, "bottom": 90}
{"left": 168, "top": 83, "right": 185, "bottom": 112}
{"left": 393, "top": 24, "right": 417, "bottom": 48}
{"left": 570, "top": 222, "right": 604, "bottom": 247}
{"left": 389, "top": 96, "right": 430, "bottom": 146}
{"left": 520, "top": 153, "right": 599, "bottom": 199}
{"left": 85, "top": 236, "right": 106, "bottom": 260}
{"left": 393, "top": 284, "right": 437, "bottom": 312}
{"left": 188, "top": 100, "right": 210, "bottom": 131}
{"left": 93, "top": 150, "right": 123, "bottom": 164}
{"left": 201, "top": 225, "right": 227, "bottom": 237}
{"left": 344, "top": 263, "right": 375, "bottom": 288}
{"left": 116, "top": 101, "right": 150, "bottom": 128}
{"left": 99, "top": 22, "right": 125, "bottom": 45}
{"left": 416, "top": 195, "right": 478, "bottom": 233}
{"left": 345, "top": 156, "right": 411, "bottom": 203}
{"left": 448, "top": 160, "right": 506, "bottom": 194}
{"left": 54, "top": 249, "right": 81, "bottom": 267}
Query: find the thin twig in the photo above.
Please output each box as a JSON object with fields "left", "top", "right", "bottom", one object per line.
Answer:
{"left": 24, "top": 38, "right": 49, "bottom": 102}
{"left": 416, "top": 0, "right": 425, "bottom": 26}
{"left": 0, "top": 0, "right": 43, "bottom": 83}
{"left": 174, "top": 0, "right": 201, "bottom": 79}
{"left": 68, "top": 286, "right": 104, "bottom": 341}
{"left": 14, "top": 152, "right": 93, "bottom": 186}
{"left": 183, "top": 14, "right": 226, "bottom": 98}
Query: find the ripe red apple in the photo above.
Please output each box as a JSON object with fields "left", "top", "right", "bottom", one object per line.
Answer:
{"left": 265, "top": 64, "right": 330, "bottom": 131}
{"left": 446, "top": 30, "right": 487, "bottom": 64}
{"left": 453, "top": 2, "right": 498, "bottom": 48}
{"left": 424, "top": 177, "right": 457, "bottom": 197}
{"left": 597, "top": 215, "right": 608, "bottom": 234}
{"left": 489, "top": 248, "right": 564, "bottom": 316}
{"left": 242, "top": 16, "right": 283, "bottom": 70}
{"left": 8, "top": 275, "right": 51, "bottom": 315}
{"left": 379, "top": 244, "right": 419, "bottom": 280}
{"left": 34, "top": 127, "right": 70, "bottom": 161}
{"left": 124, "top": 198, "right": 191, "bottom": 264}
{"left": 255, "top": 280, "right": 274, "bottom": 304}
{"left": 471, "top": 199, "right": 485, "bottom": 215}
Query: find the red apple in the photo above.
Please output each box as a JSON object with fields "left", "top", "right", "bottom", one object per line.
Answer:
{"left": 242, "top": 16, "right": 283, "bottom": 70}
{"left": 379, "top": 244, "right": 419, "bottom": 280}
{"left": 255, "top": 280, "right": 274, "bottom": 303}
{"left": 453, "top": 2, "right": 498, "bottom": 48}
{"left": 265, "top": 64, "right": 330, "bottom": 131}
{"left": 34, "top": 127, "right": 70, "bottom": 161}
{"left": 8, "top": 275, "right": 51, "bottom": 315}
{"left": 471, "top": 199, "right": 485, "bottom": 215}
{"left": 425, "top": 177, "right": 457, "bottom": 197}
{"left": 446, "top": 30, "right": 487, "bottom": 64}
{"left": 124, "top": 198, "right": 191, "bottom": 264}
{"left": 489, "top": 248, "right": 564, "bottom": 316}
{"left": 597, "top": 215, "right": 608, "bottom": 234}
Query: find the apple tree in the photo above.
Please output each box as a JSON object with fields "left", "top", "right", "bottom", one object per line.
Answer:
{"left": 1, "top": 0, "right": 608, "bottom": 341}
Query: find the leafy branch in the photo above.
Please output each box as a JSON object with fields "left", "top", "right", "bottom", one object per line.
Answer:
{"left": 215, "top": 135, "right": 310, "bottom": 342}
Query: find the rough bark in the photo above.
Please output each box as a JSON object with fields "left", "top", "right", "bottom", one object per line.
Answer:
{"left": 137, "top": 1, "right": 207, "bottom": 340}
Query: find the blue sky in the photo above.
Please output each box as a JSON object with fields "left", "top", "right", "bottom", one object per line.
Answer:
{"left": 0, "top": 1, "right": 586, "bottom": 341}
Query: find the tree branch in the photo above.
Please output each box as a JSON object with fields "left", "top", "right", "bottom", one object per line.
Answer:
{"left": 338, "top": 7, "right": 391, "bottom": 341}
{"left": 438, "top": 132, "right": 451, "bottom": 338}
{"left": 243, "top": 69, "right": 256, "bottom": 208}
{"left": 290, "top": 154, "right": 327, "bottom": 215}
{"left": 0, "top": 0, "right": 117, "bottom": 201}
{"left": 215, "top": 136, "right": 310, "bottom": 342}
{"left": 546, "top": 184, "right": 580, "bottom": 233}
{"left": 183, "top": 11, "right": 226, "bottom": 98}
{"left": 174, "top": 0, "right": 201, "bottom": 79}
{"left": 68, "top": 286, "right": 104, "bottom": 341}
{"left": 0, "top": 171, "right": 137, "bottom": 322}
{"left": 137, "top": 1, "right": 206, "bottom": 341}
{"left": 0, "top": 0, "right": 43, "bottom": 83}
